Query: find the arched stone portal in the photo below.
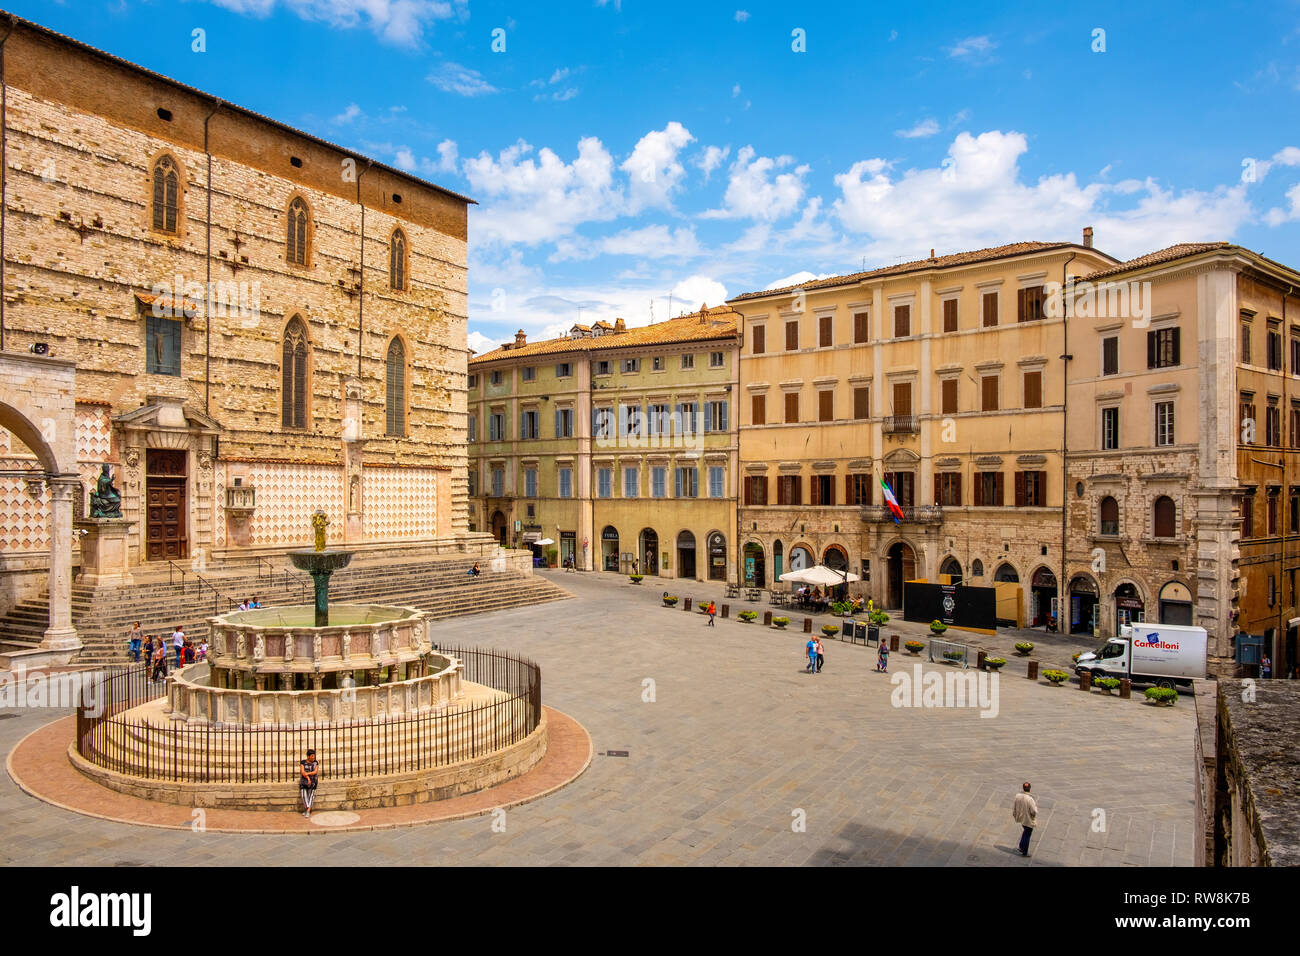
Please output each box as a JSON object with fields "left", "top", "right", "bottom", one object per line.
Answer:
{"left": 0, "top": 353, "right": 80, "bottom": 659}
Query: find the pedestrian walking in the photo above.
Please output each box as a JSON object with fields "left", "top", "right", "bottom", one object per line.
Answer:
{"left": 813, "top": 637, "right": 825, "bottom": 673}
{"left": 806, "top": 636, "right": 818, "bottom": 674}
{"left": 149, "top": 642, "right": 168, "bottom": 682}
{"left": 1013, "top": 781, "right": 1038, "bottom": 857}
{"left": 1262, "top": 654, "right": 1272, "bottom": 679}
{"left": 172, "top": 625, "right": 186, "bottom": 668}
{"left": 876, "top": 637, "right": 889, "bottom": 673}
{"left": 706, "top": 601, "right": 716, "bottom": 626}
{"left": 127, "top": 621, "right": 143, "bottom": 663}
{"left": 299, "top": 748, "right": 320, "bottom": 818}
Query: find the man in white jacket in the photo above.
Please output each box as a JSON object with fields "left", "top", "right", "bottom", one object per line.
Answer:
{"left": 1013, "top": 781, "right": 1038, "bottom": 857}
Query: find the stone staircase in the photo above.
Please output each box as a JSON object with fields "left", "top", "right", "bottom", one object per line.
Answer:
{"left": 0, "top": 555, "right": 571, "bottom": 666}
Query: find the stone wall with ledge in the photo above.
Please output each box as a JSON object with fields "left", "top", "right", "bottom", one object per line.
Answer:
{"left": 165, "top": 657, "right": 464, "bottom": 725}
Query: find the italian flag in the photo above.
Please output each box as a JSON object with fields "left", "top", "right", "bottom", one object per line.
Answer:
{"left": 881, "top": 478, "right": 905, "bottom": 523}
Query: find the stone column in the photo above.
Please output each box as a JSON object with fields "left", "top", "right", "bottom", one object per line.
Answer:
{"left": 341, "top": 377, "right": 365, "bottom": 544}
{"left": 41, "top": 476, "right": 80, "bottom": 653}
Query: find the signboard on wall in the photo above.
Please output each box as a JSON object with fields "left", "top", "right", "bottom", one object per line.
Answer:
{"left": 903, "top": 582, "right": 997, "bottom": 632}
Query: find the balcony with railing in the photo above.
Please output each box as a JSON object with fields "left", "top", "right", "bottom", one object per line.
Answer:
{"left": 860, "top": 504, "right": 943, "bottom": 524}
{"left": 882, "top": 414, "right": 919, "bottom": 435}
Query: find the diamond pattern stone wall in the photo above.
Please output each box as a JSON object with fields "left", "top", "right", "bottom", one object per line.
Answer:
{"left": 246, "top": 462, "right": 345, "bottom": 548}
{"left": 364, "top": 466, "right": 437, "bottom": 540}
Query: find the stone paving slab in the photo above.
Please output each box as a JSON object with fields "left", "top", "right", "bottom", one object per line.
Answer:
{"left": 0, "top": 570, "right": 1196, "bottom": 865}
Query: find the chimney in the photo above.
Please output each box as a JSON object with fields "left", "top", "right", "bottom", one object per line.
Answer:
{"left": 614, "top": 317, "right": 626, "bottom": 331}
{"left": 929, "top": 248, "right": 935, "bottom": 260}
{"left": 514, "top": 329, "right": 527, "bottom": 347}
{"left": 1082, "top": 226, "right": 1094, "bottom": 249}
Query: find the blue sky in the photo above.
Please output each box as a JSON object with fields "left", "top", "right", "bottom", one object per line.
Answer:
{"left": 18, "top": 0, "right": 1300, "bottom": 352}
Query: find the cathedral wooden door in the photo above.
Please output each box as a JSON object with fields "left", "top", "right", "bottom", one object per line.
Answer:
{"left": 146, "top": 450, "right": 188, "bottom": 561}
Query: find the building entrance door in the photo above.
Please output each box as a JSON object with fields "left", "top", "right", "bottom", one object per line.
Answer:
{"left": 145, "top": 449, "right": 188, "bottom": 561}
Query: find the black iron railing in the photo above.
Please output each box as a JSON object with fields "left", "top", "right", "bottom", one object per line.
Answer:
{"left": 75, "top": 648, "right": 542, "bottom": 784}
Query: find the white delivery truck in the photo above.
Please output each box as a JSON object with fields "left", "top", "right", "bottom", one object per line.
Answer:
{"left": 1073, "top": 623, "right": 1208, "bottom": 688}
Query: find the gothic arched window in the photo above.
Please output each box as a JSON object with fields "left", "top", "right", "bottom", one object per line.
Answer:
{"left": 282, "top": 317, "right": 309, "bottom": 429}
{"left": 286, "top": 197, "right": 310, "bottom": 266}
{"left": 151, "top": 155, "right": 180, "bottom": 233}
{"left": 390, "top": 228, "right": 407, "bottom": 291}
{"left": 386, "top": 337, "right": 406, "bottom": 437}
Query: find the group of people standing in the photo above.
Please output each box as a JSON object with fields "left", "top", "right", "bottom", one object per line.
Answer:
{"left": 126, "top": 622, "right": 207, "bottom": 681}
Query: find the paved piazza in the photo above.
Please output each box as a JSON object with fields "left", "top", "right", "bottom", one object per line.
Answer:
{"left": 0, "top": 571, "right": 1196, "bottom": 866}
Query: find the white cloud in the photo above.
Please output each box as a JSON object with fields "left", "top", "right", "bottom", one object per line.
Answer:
{"left": 394, "top": 147, "right": 417, "bottom": 171}
{"left": 550, "top": 225, "right": 701, "bottom": 262}
{"left": 734, "top": 10, "right": 749, "bottom": 22}
{"left": 1265, "top": 182, "right": 1300, "bottom": 225}
{"left": 669, "top": 275, "right": 729, "bottom": 311}
{"left": 732, "top": 83, "right": 742, "bottom": 97}
{"left": 332, "top": 103, "right": 362, "bottom": 124}
{"left": 696, "top": 145, "right": 730, "bottom": 181}
{"left": 207, "top": 0, "right": 466, "bottom": 47}
{"left": 549, "top": 67, "right": 572, "bottom": 84}
{"left": 702, "top": 146, "right": 809, "bottom": 221}
{"left": 467, "top": 331, "right": 498, "bottom": 355}
{"left": 764, "top": 270, "right": 835, "bottom": 291}
{"left": 1254, "top": 145, "right": 1300, "bottom": 181}
{"left": 896, "top": 118, "right": 940, "bottom": 139}
{"left": 428, "top": 61, "right": 498, "bottom": 97}
{"left": 948, "top": 35, "right": 997, "bottom": 60}
{"left": 831, "top": 129, "right": 1252, "bottom": 261}
{"left": 436, "top": 139, "right": 459, "bottom": 173}
{"left": 463, "top": 137, "right": 623, "bottom": 245}
{"left": 621, "top": 122, "right": 695, "bottom": 213}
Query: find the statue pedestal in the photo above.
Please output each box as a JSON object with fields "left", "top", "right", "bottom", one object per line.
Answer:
{"left": 75, "top": 518, "right": 135, "bottom": 587}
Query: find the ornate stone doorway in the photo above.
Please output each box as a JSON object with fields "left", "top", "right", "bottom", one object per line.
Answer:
{"left": 145, "top": 449, "right": 187, "bottom": 561}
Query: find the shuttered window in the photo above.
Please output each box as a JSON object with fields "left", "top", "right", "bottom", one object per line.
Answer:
{"left": 752, "top": 325, "right": 765, "bottom": 354}
{"left": 385, "top": 337, "right": 406, "bottom": 436}
{"left": 853, "top": 312, "right": 869, "bottom": 343}
{"left": 941, "top": 379, "right": 958, "bottom": 415}
{"left": 282, "top": 317, "right": 309, "bottom": 429}
{"left": 818, "top": 390, "right": 834, "bottom": 422}
{"left": 751, "top": 394, "right": 766, "bottom": 425}
{"left": 1023, "top": 371, "right": 1042, "bottom": 409}
{"left": 853, "top": 387, "right": 870, "bottom": 420}
{"left": 982, "top": 292, "right": 998, "bottom": 327}
{"left": 981, "top": 375, "right": 999, "bottom": 411}
{"left": 942, "top": 298, "right": 958, "bottom": 333}
{"left": 785, "top": 392, "right": 799, "bottom": 423}
{"left": 893, "top": 304, "right": 911, "bottom": 338}
{"left": 786, "top": 321, "right": 799, "bottom": 351}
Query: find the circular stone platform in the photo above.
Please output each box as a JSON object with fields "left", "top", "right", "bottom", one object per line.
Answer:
{"left": 6, "top": 707, "right": 591, "bottom": 834}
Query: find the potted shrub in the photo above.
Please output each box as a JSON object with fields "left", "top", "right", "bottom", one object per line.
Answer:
{"left": 867, "top": 610, "right": 889, "bottom": 643}
{"left": 662, "top": 594, "right": 679, "bottom": 607}
{"left": 1014, "top": 641, "right": 1034, "bottom": 656}
{"left": 772, "top": 616, "right": 790, "bottom": 630}
{"left": 904, "top": 640, "right": 925, "bottom": 656}
{"left": 942, "top": 649, "right": 964, "bottom": 664}
{"left": 1042, "top": 668, "right": 1069, "bottom": 685}
{"left": 738, "top": 610, "right": 758, "bottom": 623}
{"left": 830, "top": 601, "right": 852, "bottom": 617}
{"left": 1094, "top": 677, "right": 1121, "bottom": 695}
{"left": 629, "top": 574, "right": 644, "bottom": 584}
{"left": 984, "top": 657, "right": 1006, "bottom": 671}
{"left": 929, "top": 619, "right": 948, "bottom": 636}
{"left": 544, "top": 548, "right": 558, "bottom": 568}
{"left": 821, "top": 624, "right": 839, "bottom": 638}
{"left": 1145, "top": 687, "right": 1178, "bottom": 706}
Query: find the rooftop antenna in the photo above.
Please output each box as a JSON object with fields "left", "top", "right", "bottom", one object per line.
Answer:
{"left": 649, "top": 299, "right": 655, "bottom": 324}
{"left": 668, "top": 292, "right": 674, "bottom": 318}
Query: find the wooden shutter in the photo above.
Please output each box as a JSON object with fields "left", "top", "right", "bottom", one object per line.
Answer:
{"left": 1147, "top": 330, "right": 1156, "bottom": 369}
{"left": 1024, "top": 371, "right": 1042, "bottom": 409}
{"left": 785, "top": 392, "right": 799, "bottom": 423}
{"left": 743, "top": 477, "right": 752, "bottom": 506}
{"left": 811, "top": 475, "right": 822, "bottom": 505}
{"left": 820, "top": 313, "right": 833, "bottom": 347}
{"left": 974, "top": 474, "right": 984, "bottom": 507}
{"left": 1014, "top": 471, "right": 1025, "bottom": 507}
{"left": 819, "top": 390, "right": 833, "bottom": 422}
{"left": 893, "top": 382, "right": 912, "bottom": 416}
{"left": 752, "top": 394, "right": 765, "bottom": 425}
{"left": 752, "top": 325, "right": 765, "bottom": 354}
{"left": 982, "top": 375, "right": 998, "bottom": 411}
{"left": 854, "top": 312, "right": 869, "bottom": 343}
{"left": 943, "top": 299, "right": 958, "bottom": 332}
{"left": 1037, "top": 471, "right": 1047, "bottom": 506}
{"left": 935, "top": 476, "right": 942, "bottom": 506}
{"left": 894, "top": 304, "right": 910, "bottom": 337}
{"left": 854, "top": 387, "right": 869, "bottom": 419}
{"left": 953, "top": 473, "right": 961, "bottom": 507}
{"left": 1103, "top": 337, "right": 1118, "bottom": 375}
{"left": 1171, "top": 327, "right": 1181, "bottom": 365}
{"left": 995, "top": 472, "right": 1004, "bottom": 506}
{"left": 941, "top": 379, "right": 957, "bottom": 414}
{"left": 982, "top": 292, "right": 998, "bottom": 327}
{"left": 786, "top": 321, "right": 799, "bottom": 351}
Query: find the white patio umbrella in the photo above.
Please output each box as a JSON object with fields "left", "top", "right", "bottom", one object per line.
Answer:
{"left": 534, "top": 538, "right": 555, "bottom": 546}
{"left": 779, "top": 564, "right": 860, "bottom": 586}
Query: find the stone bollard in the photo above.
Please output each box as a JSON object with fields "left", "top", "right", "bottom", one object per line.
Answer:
{"left": 890, "top": 634, "right": 899, "bottom": 652}
{"left": 764, "top": 610, "right": 772, "bottom": 626}
{"left": 684, "top": 597, "right": 691, "bottom": 612}
{"left": 1079, "top": 670, "right": 1092, "bottom": 691}
{"left": 1027, "top": 660, "right": 1038, "bottom": 680}
{"left": 721, "top": 604, "right": 729, "bottom": 619}
{"left": 1120, "top": 678, "right": 1132, "bottom": 699}
{"left": 803, "top": 618, "right": 813, "bottom": 633}
{"left": 977, "top": 650, "right": 987, "bottom": 671}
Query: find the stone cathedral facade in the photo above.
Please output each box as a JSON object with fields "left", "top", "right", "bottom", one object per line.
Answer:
{"left": 0, "top": 14, "right": 478, "bottom": 614}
